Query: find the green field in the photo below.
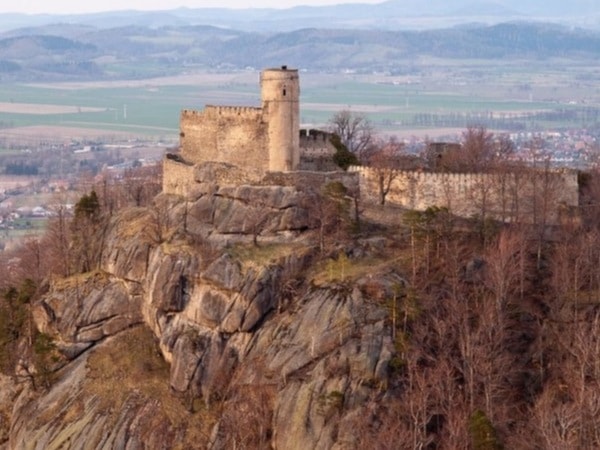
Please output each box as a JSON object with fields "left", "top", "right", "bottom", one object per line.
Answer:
{"left": 0, "top": 85, "right": 186, "bottom": 134}
{"left": 0, "top": 78, "right": 266, "bottom": 137}
{"left": 0, "top": 62, "right": 597, "bottom": 139}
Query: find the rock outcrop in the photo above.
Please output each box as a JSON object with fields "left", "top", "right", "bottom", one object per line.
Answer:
{"left": 2, "top": 184, "right": 397, "bottom": 449}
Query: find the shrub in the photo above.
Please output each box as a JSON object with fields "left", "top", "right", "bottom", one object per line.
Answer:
{"left": 469, "top": 409, "right": 503, "bottom": 450}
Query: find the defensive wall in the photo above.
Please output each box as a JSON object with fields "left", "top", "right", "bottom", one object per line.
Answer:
{"left": 177, "top": 66, "right": 300, "bottom": 176}
{"left": 299, "top": 129, "right": 335, "bottom": 156}
{"left": 163, "top": 156, "right": 195, "bottom": 197}
{"left": 179, "top": 106, "right": 269, "bottom": 177}
{"left": 350, "top": 166, "right": 579, "bottom": 224}
{"left": 166, "top": 125, "right": 340, "bottom": 195}
{"left": 163, "top": 156, "right": 357, "bottom": 199}
{"left": 165, "top": 153, "right": 580, "bottom": 226}
{"left": 261, "top": 170, "right": 357, "bottom": 192}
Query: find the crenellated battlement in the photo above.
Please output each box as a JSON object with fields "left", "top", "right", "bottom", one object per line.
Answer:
{"left": 205, "top": 105, "right": 263, "bottom": 118}
{"left": 181, "top": 106, "right": 263, "bottom": 120}
{"left": 299, "top": 129, "right": 336, "bottom": 155}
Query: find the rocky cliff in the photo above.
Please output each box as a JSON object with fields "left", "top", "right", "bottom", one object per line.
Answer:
{"left": 0, "top": 181, "right": 398, "bottom": 449}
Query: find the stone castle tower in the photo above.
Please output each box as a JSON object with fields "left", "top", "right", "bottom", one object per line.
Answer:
{"left": 261, "top": 66, "right": 300, "bottom": 172}
{"left": 163, "top": 66, "right": 337, "bottom": 195}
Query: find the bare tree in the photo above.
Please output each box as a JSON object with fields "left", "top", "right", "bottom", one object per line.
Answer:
{"left": 579, "top": 169, "right": 600, "bottom": 229}
{"left": 433, "top": 126, "right": 513, "bottom": 173}
{"left": 403, "top": 206, "right": 453, "bottom": 281}
{"left": 94, "top": 163, "right": 162, "bottom": 213}
{"left": 461, "top": 125, "right": 497, "bottom": 172}
{"left": 526, "top": 146, "right": 562, "bottom": 267}
{"left": 245, "top": 198, "right": 273, "bottom": 247}
{"left": 366, "top": 136, "right": 405, "bottom": 206}
{"left": 494, "top": 134, "right": 516, "bottom": 165}
{"left": 217, "top": 384, "right": 275, "bottom": 449}
{"left": 328, "top": 109, "right": 374, "bottom": 160}
{"left": 44, "top": 202, "right": 72, "bottom": 277}
{"left": 532, "top": 312, "right": 600, "bottom": 450}
{"left": 14, "top": 238, "right": 44, "bottom": 286}
{"left": 484, "top": 230, "right": 525, "bottom": 311}
{"left": 122, "top": 164, "right": 162, "bottom": 207}
{"left": 468, "top": 174, "right": 497, "bottom": 246}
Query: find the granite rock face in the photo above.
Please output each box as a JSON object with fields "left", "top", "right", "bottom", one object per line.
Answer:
{"left": 4, "top": 186, "right": 397, "bottom": 450}
{"left": 34, "top": 272, "right": 144, "bottom": 352}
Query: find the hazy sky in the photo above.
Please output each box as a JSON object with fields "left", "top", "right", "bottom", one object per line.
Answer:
{"left": 6, "top": 1, "right": 384, "bottom": 15}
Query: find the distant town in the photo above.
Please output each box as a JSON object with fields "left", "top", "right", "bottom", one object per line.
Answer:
{"left": 1, "top": 119, "right": 598, "bottom": 252}
{"left": 0, "top": 135, "right": 171, "bottom": 251}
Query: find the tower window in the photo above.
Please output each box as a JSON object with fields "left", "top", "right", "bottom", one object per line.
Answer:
{"left": 283, "top": 89, "right": 287, "bottom": 96}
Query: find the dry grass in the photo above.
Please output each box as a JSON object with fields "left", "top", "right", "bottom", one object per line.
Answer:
{"left": 61, "top": 399, "right": 85, "bottom": 424}
{"left": 114, "top": 208, "right": 153, "bottom": 240}
{"left": 85, "top": 326, "right": 217, "bottom": 445}
{"left": 228, "top": 242, "right": 309, "bottom": 271}
{"left": 50, "top": 270, "right": 111, "bottom": 293}
{"left": 309, "top": 253, "right": 394, "bottom": 286}
{"left": 85, "top": 326, "right": 170, "bottom": 412}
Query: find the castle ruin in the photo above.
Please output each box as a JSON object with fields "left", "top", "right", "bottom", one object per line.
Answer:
{"left": 163, "top": 66, "right": 338, "bottom": 196}
{"left": 163, "top": 66, "right": 579, "bottom": 224}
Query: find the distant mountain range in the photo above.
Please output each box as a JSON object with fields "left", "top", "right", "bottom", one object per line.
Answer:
{"left": 0, "top": 3, "right": 599, "bottom": 81}
{"left": 0, "top": 1, "right": 599, "bottom": 33}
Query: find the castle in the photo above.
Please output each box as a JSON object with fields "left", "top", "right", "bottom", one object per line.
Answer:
{"left": 163, "top": 66, "right": 338, "bottom": 196}
{"left": 163, "top": 66, "right": 579, "bottom": 224}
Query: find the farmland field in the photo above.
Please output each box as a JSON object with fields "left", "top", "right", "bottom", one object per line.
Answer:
{"left": 0, "top": 60, "right": 597, "bottom": 142}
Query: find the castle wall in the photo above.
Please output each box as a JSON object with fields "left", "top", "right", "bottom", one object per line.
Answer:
{"left": 179, "top": 106, "right": 269, "bottom": 172}
{"left": 298, "top": 129, "right": 338, "bottom": 172}
{"left": 163, "top": 158, "right": 195, "bottom": 197}
{"left": 262, "top": 170, "right": 358, "bottom": 193}
{"left": 298, "top": 157, "right": 340, "bottom": 172}
{"left": 350, "top": 166, "right": 579, "bottom": 224}
{"left": 299, "top": 129, "right": 335, "bottom": 156}
{"left": 193, "top": 161, "right": 264, "bottom": 186}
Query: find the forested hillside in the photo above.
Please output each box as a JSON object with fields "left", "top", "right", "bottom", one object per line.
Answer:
{"left": 0, "top": 22, "right": 599, "bottom": 80}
